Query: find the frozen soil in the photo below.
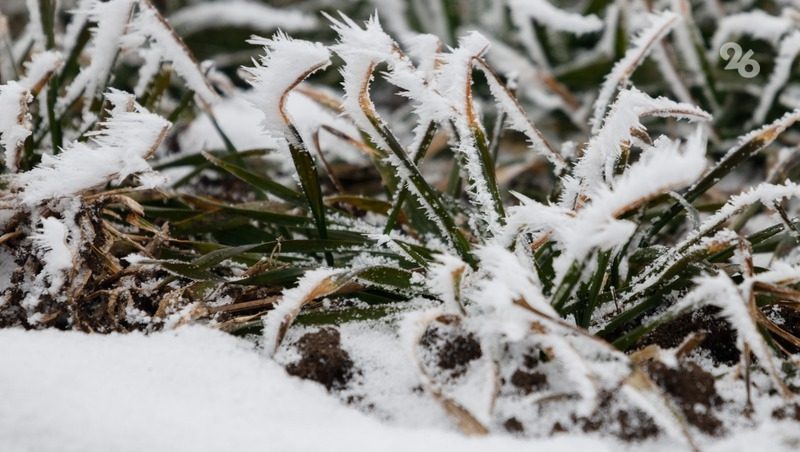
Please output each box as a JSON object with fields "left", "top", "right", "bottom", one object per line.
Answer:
{"left": 273, "top": 305, "right": 800, "bottom": 449}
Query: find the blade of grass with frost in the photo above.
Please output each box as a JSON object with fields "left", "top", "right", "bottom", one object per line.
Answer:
{"left": 435, "top": 32, "right": 505, "bottom": 235}
{"left": 474, "top": 58, "right": 564, "bottom": 171}
{"left": 0, "top": 49, "right": 62, "bottom": 171}
{"left": 506, "top": 0, "right": 604, "bottom": 35}
{"left": 12, "top": 90, "right": 169, "bottom": 205}
{"left": 244, "top": 33, "right": 333, "bottom": 265}
{"left": 0, "top": 81, "right": 31, "bottom": 172}
{"left": 427, "top": 254, "right": 468, "bottom": 314}
{"left": 326, "top": 14, "right": 472, "bottom": 263}
{"left": 24, "top": 0, "right": 46, "bottom": 50}
{"left": 59, "top": 0, "right": 135, "bottom": 112}
{"left": 201, "top": 152, "right": 304, "bottom": 205}
{"left": 326, "top": 13, "right": 397, "bottom": 152}
{"left": 670, "top": 0, "right": 720, "bottom": 113}
{"left": 261, "top": 268, "right": 343, "bottom": 356}
{"left": 590, "top": 11, "right": 679, "bottom": 132}
{"left": 167, "top": 1, "right": 317, "bottom": 36}
{"left": 709, "top": 9, "right": 793, "bottom": 58}
{"left": 649, "top": 109, "right": 800, "bottom": 238}
{"left": 383, "top": 121, "right": 436, "bottom": 234}
{"left": 61, "top": 0, "right": 94, "bottom": 58}
{"left": 481, "top": 38, "right": 581, "bottom": 126}
{"left": 324, "top": 13, "right": 408, "bottom": 195}
{"left": 261, "top": 266, "right": 410, "bottom": 354}
{"left": 620, "top": 181, "right": 800, "bottom": 319}
{"left": 506, "top": 0, "right": 549, "bottom": 70}
{"left": 363, "top": 25, "right": 503, "bottom": 230}
{"left": 566, "top": 87, "right": 710, "bottom": 207}
{"left": 502, "top": 129, "right": 707, "bottom": 306}
{"left": 131, "top": 0, "right": 219, "bottom": 109}
{"left": 752, "top": 31, "right": 800, "bottom": 125}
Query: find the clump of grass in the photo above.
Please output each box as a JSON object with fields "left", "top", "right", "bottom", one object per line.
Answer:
{"left": 2, "top": 0, "right": 800, "bottom": 443}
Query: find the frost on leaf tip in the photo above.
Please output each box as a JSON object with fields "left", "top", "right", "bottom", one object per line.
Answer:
{"left": 590, "top": 11, "right": 680, "bottom": 132}
{"left": 326, "top": 12, "right": 399, "bottom": 148}
{"left": 571, "top": 87, "right": 710, "bottom": 205}
{"left": 245, "top": 32, "right": 331, "bottom": 139}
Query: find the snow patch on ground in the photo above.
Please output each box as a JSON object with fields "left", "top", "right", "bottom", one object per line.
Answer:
{"left": 0, "top": 326, "right": 603, "bottom": 452}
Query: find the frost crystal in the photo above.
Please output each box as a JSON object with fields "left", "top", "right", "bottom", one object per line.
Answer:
{"left": 245, "top": 32, "right": 331, "bottom": 140}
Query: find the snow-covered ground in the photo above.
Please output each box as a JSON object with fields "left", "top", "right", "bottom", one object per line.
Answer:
{"left": 0, "top": 326, "right": 604, "bottom": 452}
{"left": 2, "top": 325, "right": 799, "bottom": 452}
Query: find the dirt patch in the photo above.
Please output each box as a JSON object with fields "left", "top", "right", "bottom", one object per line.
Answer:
{"left": 503, "top": 417, "right": 525, "bottom": 434}
{"left": 419, "top": 317, "right": 482, "bottom": 378}
{"left": 645, "top": 361, "right": 723, "bottom": 435}
{"left": 763, "top": 305, "right": 800, "bottom": 354}
{"left": 639, "top": 306, "right": 740, "bottom": 365}
{"left": 575, "top": 391, "right": 660, "bottom": 442}
{"left": 286, "top": 327, "right": 355, "bottom": 391}
{"left": 510, "top": 369, "right": 548, "bottom": 395}
{"left": 772, "top": 403, "right": 800, "bottom": 421}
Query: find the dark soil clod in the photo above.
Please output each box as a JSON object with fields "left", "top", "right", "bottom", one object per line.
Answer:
{"left": 286, "top": 327, "right": 354, "bottom": 391}
{"left": 644, "top": 361, "right": 723, "bottom": 435}
{"left": 420, "top": 318, "right": 482, "bottom": 378}
{"left": 576, "top": 391, "right": 660, "bottom": 442}
{"left": 504, "top": 417, "right": 525, "bottom": 434}
{"left": 510, "top": 369, "right": 548, "bottom": 395}
{"left": 639, "top": 307, "right": 740, "bottom": 365}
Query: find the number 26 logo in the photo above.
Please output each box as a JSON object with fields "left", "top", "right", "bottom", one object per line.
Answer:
{"left": 719, "top": 42, "right": 760, "bottom": 79}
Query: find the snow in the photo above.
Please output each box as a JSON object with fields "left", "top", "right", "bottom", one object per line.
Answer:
{"left": 168, "top": 1, "right": 317, "bottom": 35}
{"left": 0, "top": 326, "right": 603, "bottom": 452}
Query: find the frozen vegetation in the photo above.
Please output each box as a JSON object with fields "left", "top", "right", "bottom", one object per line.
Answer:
{"left": 2, "top": 0, "right": 800, "bottom": 450}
